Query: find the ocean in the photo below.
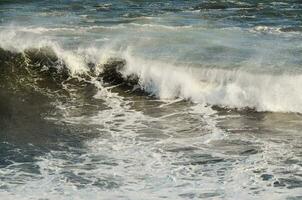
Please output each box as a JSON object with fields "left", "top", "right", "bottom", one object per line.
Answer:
{"left": 0, "top": 0, "right": 302, "bottom": 199}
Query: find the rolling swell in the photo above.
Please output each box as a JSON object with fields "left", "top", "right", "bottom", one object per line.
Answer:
{"left": 0, "top": 47, "right": 69, "bottom": 147}
{"left": 0, "top": 47, "right": 107, "bottom": 146}
{"left": 0, "top": 47, "right": 140, "bottom": 96}
{"left": 0, "top": 47, "right": 69, "bottom": 93}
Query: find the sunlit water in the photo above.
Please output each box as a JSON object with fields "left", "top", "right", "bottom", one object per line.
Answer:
{"left": 0, "top": 1, "right": 302, "bottom": 199}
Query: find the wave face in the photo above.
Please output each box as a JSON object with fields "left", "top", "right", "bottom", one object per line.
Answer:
{"left": 1, "top": 1, "right": 302, "bottom": 200}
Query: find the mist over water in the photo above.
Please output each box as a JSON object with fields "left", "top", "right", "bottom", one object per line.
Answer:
{"left": 0, "top": 1, "right": 302, "bottom": 199}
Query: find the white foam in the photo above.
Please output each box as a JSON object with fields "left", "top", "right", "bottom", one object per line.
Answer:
{"left": 120, "top": 50, "right": 302, "bottom": 113}
{"left": 251, "top": 26, "right": 283, "bottom": 34}
{"left": 128, "top": 23, "right": 193, "bottom": 30}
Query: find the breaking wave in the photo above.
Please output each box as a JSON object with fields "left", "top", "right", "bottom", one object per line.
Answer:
{"left": 120, "top": 52, "right": 302, "bottom": 113}
{"left": 1, "top": 34, "right": 302, "bottom": 113}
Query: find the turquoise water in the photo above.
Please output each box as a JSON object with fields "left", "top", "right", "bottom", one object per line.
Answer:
{"left": 0, "top": 1, "right": 302, "bottom": 199}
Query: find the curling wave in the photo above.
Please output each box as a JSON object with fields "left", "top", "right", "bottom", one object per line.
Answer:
{"left": 1, "top": 41, "right": 302, "bottom": 113}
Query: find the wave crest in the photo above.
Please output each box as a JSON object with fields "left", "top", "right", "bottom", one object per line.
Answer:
{"left": 1, "top": 41, "right": 302, "bottom": 113}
